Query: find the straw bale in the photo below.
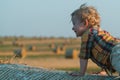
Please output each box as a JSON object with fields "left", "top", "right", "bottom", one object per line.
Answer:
{"left": 11, "top": 48, "right": 27, "bottom": 63}
{"left": 53, "top": 46, "right": 66, "bottom": 54}
{"left": 65, "top": 49, "right": 79, "bottom": 59}
{"left": 28, "top": 45, "right": 36, "bottom": 51}
{"left": 12, "top": 41, "right": 19, "bottom": 46}
{"left": 49, "top": 43, "right": 55, "bottom": 49}
{"left": 0, "top": 64, "right": 117, "bottom": 80}
{"left": 14, "top": 48, "right": 27, "bottom": 58}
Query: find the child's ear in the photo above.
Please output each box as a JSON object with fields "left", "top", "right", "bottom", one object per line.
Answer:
{"left": 85, "top": 19, "right": 89, "bottom": 27}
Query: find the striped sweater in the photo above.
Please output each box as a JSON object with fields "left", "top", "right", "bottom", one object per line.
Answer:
{"left": 79, "top": 26, "right": 120, "bottom": 71}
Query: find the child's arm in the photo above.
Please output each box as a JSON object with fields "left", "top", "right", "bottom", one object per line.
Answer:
{"left": 70, "top": 58, "right": 88, "bottom": 76}
{"left": 79, "top": 58, "right": 88, "bottom": 76}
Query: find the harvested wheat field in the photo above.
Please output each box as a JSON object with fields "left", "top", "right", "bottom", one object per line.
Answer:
{"left": 0, "top": 37, "right": 119, "bottom": 80}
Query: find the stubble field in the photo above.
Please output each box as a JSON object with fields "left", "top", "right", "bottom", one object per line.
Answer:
{"left": 0, "top": 37, "right": 100, "bottom": 73}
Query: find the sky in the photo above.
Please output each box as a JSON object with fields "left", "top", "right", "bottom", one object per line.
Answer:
{"left": 0, "top": 0, "right": 120, "bottom": 38}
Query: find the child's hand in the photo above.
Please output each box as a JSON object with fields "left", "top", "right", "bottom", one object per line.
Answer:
{"left": 68, "top": 71, "right": 85, "bottom": 77}
{"left": 91, "top": 71, "right": 107, "bottom": 76}
{"left": 98, "top": 71, "right": 107, "bottom": 75}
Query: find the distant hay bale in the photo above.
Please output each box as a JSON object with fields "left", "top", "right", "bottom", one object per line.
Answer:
{"left": 13, "top": 48, "right": 27, "bottom": 58}
{"left": 62, "top": 41, "right": 68, "bottom": 47}
{"left": 49, "top": 43, "right": 55, "bottom": 49}
{"left": 12, "top": 42, "right": 23, "bottom": 47}
{"left": 12, "top": 41, "right": 19, "bottom": 46}
{"left": 65, "top": 49, "right": 79, "bottom": 59}
{"left": 28, "top": 45, "right": 36, "bottom": 51}
{"left": 53, "top": 46, "right": 66, "bottom": 54}
{"left": 18, "top": 43, "right": 24, "bottom": 47}
{"left": 11, "top": 48, "right": 27, "bottom": 63}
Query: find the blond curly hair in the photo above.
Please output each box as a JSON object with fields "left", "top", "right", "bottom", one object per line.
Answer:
{"left": 71, "top": 4, "right": 100, "bottom": 27}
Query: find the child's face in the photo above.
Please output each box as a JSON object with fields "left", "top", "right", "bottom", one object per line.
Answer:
{"left": 72, "top": 15, "right": 88, "bottom": 37}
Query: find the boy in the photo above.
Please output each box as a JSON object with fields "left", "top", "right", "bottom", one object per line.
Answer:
{"left": 70, "top": 4, "right": 120, "bottom": 76}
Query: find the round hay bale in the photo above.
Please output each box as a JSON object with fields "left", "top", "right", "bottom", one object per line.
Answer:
{"left": 14, "top": 48, "right": 27, "bottom": 58}
{"left": 12, "top": 41, "right": 19, "bottom": 46}
{"left": 0, "top": 64, "right": 116, "bottom": 80}
{"left": 53, "top": 46, "right": 66, "bottom": 54}
{"left": 0, "top": 64, "right": 117, "bottom": 80}
{"left": 49, "top": 43, "right": 55, "bottom": 49}
{"left": 28, "top": 45, "right": 36, "bottom": 51}
{"left": 65, "top": 49, "right": 79, "bottom": 59}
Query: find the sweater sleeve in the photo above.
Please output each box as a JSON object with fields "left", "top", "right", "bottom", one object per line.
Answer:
{"left": 79, "top": 30, "right": 90, "bottom": 59}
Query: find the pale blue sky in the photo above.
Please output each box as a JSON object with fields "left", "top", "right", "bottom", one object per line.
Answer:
{"left": 0, "top": 0, "right": 120, "bottom": 37}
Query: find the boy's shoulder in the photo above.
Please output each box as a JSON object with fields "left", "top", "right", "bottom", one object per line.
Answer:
{"left": 89, "top": 27, "right": 109, "bottom": 36}
{"left": 90, "top": 27, "right": 120, "bottom": 44}
{"left": 88, "top": 27, "right": 99, "bottom": 35}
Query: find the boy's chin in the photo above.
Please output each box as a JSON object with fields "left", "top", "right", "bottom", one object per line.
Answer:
{"left": 76, "top": 35, "right": 81, "bottom": 37}
{"left": 76, "top": 34, "right": 82, "bottom": 37}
